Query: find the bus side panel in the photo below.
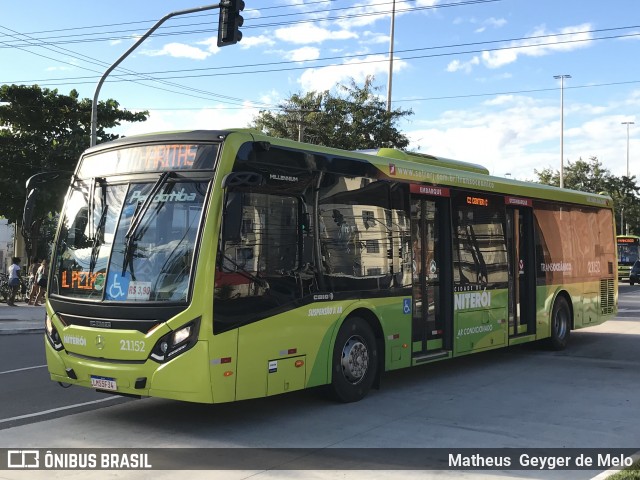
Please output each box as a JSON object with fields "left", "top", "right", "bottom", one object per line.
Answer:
{"left": 234, "top": 305, "right": 342, "bottom": 401}
{"left": 367, "top": 297, "right": 412, "bottom": 371}
{"left": 232, "top": 297, "right": 412, "bottom": 400}
{"left": 581, "top": 280, "right": 600, "bottom": 326}
{"left": 452, "top": 288, "right": 508, "bottom": 356}
{"left": 149, "top": 341, "right": 212, "bottom": 403}
{"left": 208, "top": 329, "right": 239, "bottom": 403}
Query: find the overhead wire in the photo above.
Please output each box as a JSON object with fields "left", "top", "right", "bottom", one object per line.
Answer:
{"left": 6, "top": 24, "right": 637, "bottom": 85}
{"left": 0, "top": 0, "right": 499, "bottom": 48}
{"left": 0, "top": 0, "right": 501, "bottom": 108}
{"left": 2, "top": 1, "right": 637, "bottom": 115}
{"left": 0, "top": 24, "right": 273, "bottom": 108}
{"left": 5, "top": 27, "right": 638, "bottom": 87}
{"left": 0, "top": 0, "right": 339, "bottom": 38}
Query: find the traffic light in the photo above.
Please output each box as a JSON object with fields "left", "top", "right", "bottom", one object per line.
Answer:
{"left": 217, "top": 0, "right": 244, "bottom": 47}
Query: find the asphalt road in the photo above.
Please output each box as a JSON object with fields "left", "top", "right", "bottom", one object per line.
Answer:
{"left": 1, "top": 286, "right": 639, "bottom": 480}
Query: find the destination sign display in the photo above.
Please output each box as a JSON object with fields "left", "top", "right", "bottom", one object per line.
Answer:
{"left": 78, "top": 143, "right": 217, "bottom": 177}
{"left": 617, "top": 237, "right": 639, "bottom": 244}
{"left": 466, "top": 196, "right": 489, "bottom": 207}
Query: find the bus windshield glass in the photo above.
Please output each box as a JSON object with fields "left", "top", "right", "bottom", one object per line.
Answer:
{"left": 617, "top": 238, "right": 640, "bottom": 266}
{"left": 51, "top": 143, "right": 216, "bottom": 303}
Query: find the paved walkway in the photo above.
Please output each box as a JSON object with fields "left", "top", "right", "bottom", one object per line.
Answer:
{"left": 0, "top": 300, "right": 45, "bottom": 334}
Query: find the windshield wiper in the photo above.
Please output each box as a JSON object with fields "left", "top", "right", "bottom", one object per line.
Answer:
{"left": 122, "top": 172, "right": 174, "bottom": 277}
{"left": 89, "top": 178, "right": 107, "bottom": 274}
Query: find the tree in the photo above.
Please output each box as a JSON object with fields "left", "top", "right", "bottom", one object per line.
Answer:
{"left": 534, "top": 156, "right": 640, "bottom": 234}
{"left": 606, "top": 175, "right": 640, "bottom": 236}
{"left": 251, "top": 77, "right": 413, "bottom": 150}
{"left": 0, "top": 84, "right": 148, "bottom": 260}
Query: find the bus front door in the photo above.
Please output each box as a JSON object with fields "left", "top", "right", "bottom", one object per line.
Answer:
{"left": 411, "top": 196, "right": 452, "bottom": 359}
{"left": 506, "top": 206, "right": 536, "bottom": 338}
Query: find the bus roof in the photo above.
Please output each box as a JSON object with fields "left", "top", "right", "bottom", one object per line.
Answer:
{"left": 83, "top": 129, "right": 613, "bottom": 210}
{"left": 360, "top": 148, "right": 490, "bottom": 175}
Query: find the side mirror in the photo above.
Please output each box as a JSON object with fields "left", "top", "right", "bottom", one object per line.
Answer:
{"left": 22, "top": 170, "right": 72, "bottom": 239}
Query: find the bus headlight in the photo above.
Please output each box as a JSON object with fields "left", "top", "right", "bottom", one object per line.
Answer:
{"left": 150, "top": 318, "right": 201, "bottom": 363}
{"left": 172, "top": 324, "right": 192, "bottom": 345}
{"left": 45, "top": 314, "right": 64, "bottom": 351}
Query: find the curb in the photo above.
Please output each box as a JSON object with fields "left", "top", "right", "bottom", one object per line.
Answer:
{"left": 0, "top": 328, "right": 44, "bottom": 335}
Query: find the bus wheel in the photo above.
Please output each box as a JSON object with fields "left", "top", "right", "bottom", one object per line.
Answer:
{"left": 548, "top": 296, "right": 571, "bottom": 350}
{"left": 330, "top": 317, "right": 378, "bottom": 403}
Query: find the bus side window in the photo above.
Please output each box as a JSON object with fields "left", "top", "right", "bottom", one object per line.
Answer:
{"left": 215, "top": 192, "right": 303, "bottom": 332}
{"left": 452, "top": 192, "right": 508, "bottom": 289}
{"left": 317, "top": 174, "right": 402, "bottom": 292}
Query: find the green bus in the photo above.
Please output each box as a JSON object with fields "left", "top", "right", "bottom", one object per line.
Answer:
{"left": 616, "top": 235, "right": 640, "bottom": 281}
{"left": 28, "top": 129, "right": 618, "bottom": 404}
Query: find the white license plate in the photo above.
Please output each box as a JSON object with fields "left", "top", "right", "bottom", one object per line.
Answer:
{"left": 90, "top": 375, "right": 117, "bottom": 391}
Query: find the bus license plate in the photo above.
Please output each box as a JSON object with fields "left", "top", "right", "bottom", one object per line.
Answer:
{"left": 90, "top": 375, "right": 117, "bottom": 391}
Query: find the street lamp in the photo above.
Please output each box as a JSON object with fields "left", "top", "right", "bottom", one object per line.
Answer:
{"left": 386, "top": 0, "right": 396, "bottom": 113}
{"left": 90, "top": 4, "right": 221, "bottom": 147}
{"left": 622, "top": 121, "right": 634, "bottom": 177}
{"left": 554, "top": 74, "right": 571, "bottom": 188}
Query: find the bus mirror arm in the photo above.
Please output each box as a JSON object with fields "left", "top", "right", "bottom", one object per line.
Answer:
{"left": 23, "top": 170, "right": 73, "bottom": 240}
{"left": 22, "top": 187, "right": 39, "bottom": 240}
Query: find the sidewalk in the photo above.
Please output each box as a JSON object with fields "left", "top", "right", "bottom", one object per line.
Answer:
{"left": 0, "top": 300, "right": 46, "bottom": 335}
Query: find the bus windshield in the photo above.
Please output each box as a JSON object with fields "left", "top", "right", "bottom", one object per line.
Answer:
{"left": 51, "top": 143, "right": 217, "bottom": 303}
{"left": 52, "top": 179, "right": 209, "bottom": 302}
{"left": 617, "top": 241, "right": 640, "bottom": 266}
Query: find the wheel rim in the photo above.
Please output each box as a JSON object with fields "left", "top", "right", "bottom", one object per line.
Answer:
{"left": 340, "top": 335, "right": 369, "bottom": 385}
{"left": 554, "top": 307, "right": 568, "bottom": 339}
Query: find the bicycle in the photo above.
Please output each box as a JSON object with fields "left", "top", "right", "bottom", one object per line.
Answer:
{"left": 0, "top": 273, "right": 9, "bottom": 303}
{"left": 0, "top": 273, "right": 29, "bottom": 303}
{"left": 16, "top": 275, "right": 29, "bottom": 303}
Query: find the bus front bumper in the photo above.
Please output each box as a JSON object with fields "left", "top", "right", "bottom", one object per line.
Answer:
{"left": 45, "top": 337, "right": 213, "bottom": 404}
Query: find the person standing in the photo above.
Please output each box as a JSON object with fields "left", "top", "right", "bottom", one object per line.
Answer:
{"left": 27, "top": 258, "right": 39, "bottom": 305}
{"left": 33, "top": 259, "right": 48, "bottom": 306}
{"left": 7, "top": 257, "right": 21, "bottom": 306}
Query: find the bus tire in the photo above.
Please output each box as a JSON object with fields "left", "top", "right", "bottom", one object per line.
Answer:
{"left": 329, "top": 317, "right": 378, "bottom": 403}
{"left": 548, "top": 296, "right": 571, "bottom": 350}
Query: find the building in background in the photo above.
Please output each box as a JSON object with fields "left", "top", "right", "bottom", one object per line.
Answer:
{"left": 0, "top": 219, "right": 14, "bottom": 273}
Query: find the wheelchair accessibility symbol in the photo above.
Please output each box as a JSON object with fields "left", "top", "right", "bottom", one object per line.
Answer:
{"left": 403, "top": 298, "right": 412, "bottom": 315}
{"left": 106, "top": 273, "right": 130, "bottom": 300}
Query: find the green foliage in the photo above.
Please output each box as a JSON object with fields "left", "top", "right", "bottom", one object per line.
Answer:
{"left": 606, "top": 460, "right": 640, "bottom": 479}
{"left": 534, "top": 156, "right": 640, "bottom": 235}
{"left": 0, "top": 84, "right": 147, "bottom": 224}
{"left": 250, "top": 76, "right": 412, "bottom": 150}
{"left": 0, "top": 84, "right": 147, "bottom": 261}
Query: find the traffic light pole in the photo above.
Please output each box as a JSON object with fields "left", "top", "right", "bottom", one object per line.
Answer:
{"left": 90, "top": 3, "right": 221, "bottom": 147}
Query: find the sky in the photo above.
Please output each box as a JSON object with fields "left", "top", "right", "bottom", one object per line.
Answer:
{"left": 1, "top": 0, "right": 639, "bottom": 180}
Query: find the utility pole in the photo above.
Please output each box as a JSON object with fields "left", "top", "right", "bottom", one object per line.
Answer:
{"left": 622, "top": 121, "right": 634, "bottom": 177}
{"left": 553, "top": 74, "right": 571, "bottom": 188}
{"left": 386, "top": 0, "right": 396, "bottom": 113}
{"left": 621, "top": 121, "right": 634, "bottom": 235}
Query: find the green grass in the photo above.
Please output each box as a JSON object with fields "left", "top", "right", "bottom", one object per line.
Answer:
{"left": 607, "top": 460, "right": 640, "bottom": 479}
